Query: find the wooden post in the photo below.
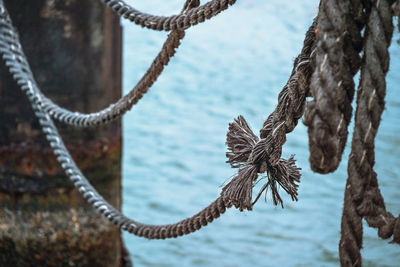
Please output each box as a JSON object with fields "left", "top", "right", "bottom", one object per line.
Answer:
{"left": 0, "top": 0, "right": 126, "bottom": 266}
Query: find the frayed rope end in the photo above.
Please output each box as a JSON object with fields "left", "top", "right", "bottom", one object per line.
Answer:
{"left": 223, "top": 116, "right": 301, "bottom": 210}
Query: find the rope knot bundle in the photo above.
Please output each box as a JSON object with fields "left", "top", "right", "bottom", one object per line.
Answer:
{"left": 222, "top": 116, "right": 301, "bottom": 210}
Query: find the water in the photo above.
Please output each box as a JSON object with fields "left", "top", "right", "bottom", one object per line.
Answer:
{"left": 120, "top": 1, "right": 400, "bottom": 266}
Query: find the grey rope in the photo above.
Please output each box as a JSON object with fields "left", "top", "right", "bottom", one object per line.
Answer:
{"left": 0, "top": 1, "right": 197, "bottom": 128}
{"left": 100, "top": 0, "right": 237, "bottom": 31}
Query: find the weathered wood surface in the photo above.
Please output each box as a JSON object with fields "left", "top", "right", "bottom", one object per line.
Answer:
{"left": 0, "top": 0, "right": 125, "bottom": 266}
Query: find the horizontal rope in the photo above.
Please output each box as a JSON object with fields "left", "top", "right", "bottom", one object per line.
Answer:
{"left": 100, "top": 0, "right": 237, "bottom": 31}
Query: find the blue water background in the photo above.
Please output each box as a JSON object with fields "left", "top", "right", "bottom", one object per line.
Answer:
{"left": 120, "top": 1, "right": 400, "bottom": 266}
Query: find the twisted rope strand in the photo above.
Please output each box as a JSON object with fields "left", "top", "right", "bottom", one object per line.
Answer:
{"left": 0, "top": 1, "right": 198, "bottom": 128}
{"left": 100, "top": 0, "right": 237, "bottom": 31}
{"left": 258, "top": 19, "right": 317, "bottom": 166}
{"left": 339, "top": 1, "right": 399, "bottom": 265}
{"left": 303, "top": 0, "right": 364, "bottom": 174}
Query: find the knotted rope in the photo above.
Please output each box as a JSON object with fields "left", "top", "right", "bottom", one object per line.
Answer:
{"left": 339, "top": 1, "right": 400, "bottom": 266}
{"left": 100, "top": 0, "right": 237, "bottom": 31}
{"left": 303, "top": 0, "right": 365, "bottom": 173}
{"left": 222, "top": 21, "right": 317, "bottom": 210}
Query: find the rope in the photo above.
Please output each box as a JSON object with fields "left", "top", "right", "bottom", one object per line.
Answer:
{"left": 100, "top": 0, "right": 237, "bottom": 31}
{"left": 339, "top": 1, "right": 399, "bottom": 266}
{"left": 0, "top": 0, "right": 313, "bottom": 240}
{"left": 258, "top": 20, "right": 316, "bottom": 166}
{"left": 303, "top": 0, "right": 364, "bottom": 174}
{"left": 0, "top": 1, "right": 199, "bottom": 128}
{"left": 221, "top": 21, "right": 317, "bottom": 210}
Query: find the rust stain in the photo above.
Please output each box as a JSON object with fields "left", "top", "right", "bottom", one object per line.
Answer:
{"left": 0, "top": 136, "right": 121, "bottom": 176}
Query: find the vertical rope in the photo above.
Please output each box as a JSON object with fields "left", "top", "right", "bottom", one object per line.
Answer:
{"left": 339, "top": 1, "right": 398, "bottom": 266}
{"left": 303, "top": 0, "right": 365, "bottom": 174}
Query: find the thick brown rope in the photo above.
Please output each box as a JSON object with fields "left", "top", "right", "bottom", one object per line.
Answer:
{"left": 126, "top": 197, "right": 230, "bottom": 239}
{"left": 303, "top": 0, "right": 364, "bottom": 174}
{"left": 339, "top": 1, "right": 399, "bottom": 266}
{"left": 221, "top": 21, "right": 317, "bottom": 210}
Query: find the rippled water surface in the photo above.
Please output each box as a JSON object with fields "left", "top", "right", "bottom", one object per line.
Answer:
{"left": 120, "top": 1, "right": 400, "bottom": 266}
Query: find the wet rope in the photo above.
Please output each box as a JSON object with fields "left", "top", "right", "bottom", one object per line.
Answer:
{"left": 339, "top": 0, "right": 400, "bottom": 266}
{"left": 303, "top": 0, "right": 365, "bottom": 174}
{"left": 0, "top": 1, "right": 199, "bottom": 128}
{"left": 100, "top": 0, "right": 236, "bottom": 31}
{"left": 0, "top": 0, "right": 314, "bottom": 239}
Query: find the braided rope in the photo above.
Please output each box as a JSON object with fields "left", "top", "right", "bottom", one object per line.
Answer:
{"left": 100, "top": 0, "right": 237, "bottom": 31}
{"left": 339, "top": 1, "right": 399, "bottom": 265}
{"left": 303, "top": 0, "right": 364, "bottom": 174}
{"left": 0, "top": 2, "right": 198, "bottom": 128}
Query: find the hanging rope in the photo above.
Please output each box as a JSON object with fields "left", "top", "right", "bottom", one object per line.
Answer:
{"left": 303, "top": 0, "right": 364, "bottom": 174}
{"left": 0, "top": 1, "right": 199, "bottom": 128}
{"left": 339, "top": 1, "right": 400, "bottom": 265}
{"left": 100, "top": 0, "right": 237, "bottom": 31}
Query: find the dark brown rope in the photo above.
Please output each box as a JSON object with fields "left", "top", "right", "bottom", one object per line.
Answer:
{"left": 258, "top": 21, "right": 316, "bottom": 166}
{"left": 221, "top": 20, "right": 317, "bottom": 210}
{"left": 339, "top": 1, "right": 399, "bottom": 266}
{"left": 303, "top": 0, "right": 364, "bottom": 174}
{"left": 126, "top": 197, "right": 230, "bottom": 239}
